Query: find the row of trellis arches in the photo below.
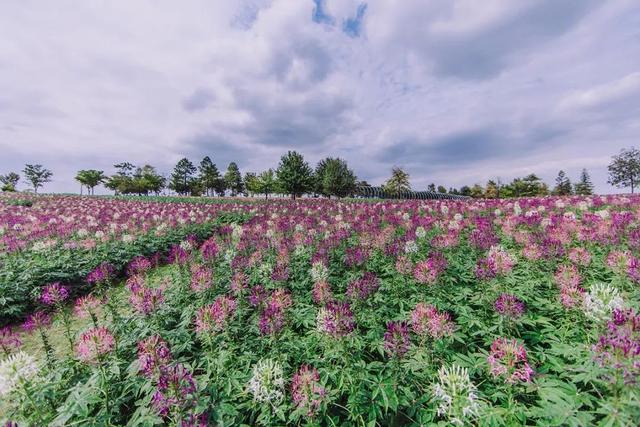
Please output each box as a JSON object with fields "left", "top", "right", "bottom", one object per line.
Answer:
{"left": 354, "top": 186, "right": 469, "bottom": 200}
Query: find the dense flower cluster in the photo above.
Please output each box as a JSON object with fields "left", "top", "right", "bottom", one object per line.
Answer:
{"left": 410, "top": 303, "right": 455, "bottom": 339}
{"left": 0, "top": 327, "right": 22, "bottom": 355}
{"left": 258, "top": 289, "right": 292, "bottom": 335}
{"left": 22, "top": 311, "right": 52, "bottom": 332}
{"left": 151, "top": 364, "right": 199, "bottom": 418}
{"left": 86, "top": 262, "right": 116, "bottom": 284}
{"left": 346, "top": 272, "right": 380, "bottom": 301}
{"left": 583, "top": 283, "right": 625, "bottom": 322}
{"left": 487, "top": 338, "right": 534, "bottom": 384}
{"left": 384, "top": 321, "right": 411, "bottom": 358}
{"left": 137, "top": 335, "right": 172, "bottom": 378}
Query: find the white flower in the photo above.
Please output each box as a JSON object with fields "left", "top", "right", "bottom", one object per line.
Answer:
{"left": 402, "top": 212, "right": 411, "bottom": 221}
{"left": 248, "top": 359, "right": 285, "bottom": 405}
{"left": 415, "top": 226, "right": 427, "bottom": 239}
{"left": 453, "top": 213, "right": 463, "bottom": 221}
{"left": 0, "top": 352, "right": 39, "bottom": 396}
{"left": 513, "top": 203, "right": 522, "bottom": 215}
{"left": 310, "top": 262, "right": 329, "bottom": 283}
{"left": 583, "top": 283, "right": 624, "bottom": 322}
{"left": 555, "top": 200, "right": 565, "bottom": 209}
{"left": 596, "top": 210, "right": 610, "bottom": 219}
{"left": 179, "top": 240, "right": 193, "bottom": 251}
{"left": 440, "top": 205, "right": 449, "bottom": 215}
{"left": 578, "top": 201, "right": 589, "bottom": 211}
{"left": 432, "top": 364, "right": 479, "bottom": 426}
{"left": 122, "top": 234, "right": 134, "bottom": 243}
{"left": 404, "top": 240, "right": 418, "bottom": 254}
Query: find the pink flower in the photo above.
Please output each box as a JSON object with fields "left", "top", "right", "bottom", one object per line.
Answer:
{"left": 317, "top": 302, "right": 355, "bottom": 338}
{"left": 413, "top": 253, "right": 448, "bottom": 285}
{"left": 560, "top": 284, "right": 585, "bottom": 309}
{"left": 129, "top": 282, "right": 164, "bottom": 315}
{"left": 195, "top": 296, "right": 237, "bottom": 334}
{"left": 568, "top": 247, "right": 591, "bottom": 267}
{"left": 127, "top": 256, "right": 153, "bottom": 275}
{"left": 410, "top": 303, "right": 455, "bottom": 339}
{"left": 87, "top": 262, "right": 116, "bottom": 284}
{"left": 76, "top": 326, "right": 115, "bottom": 363}
{"left": 346, "top": 272, "right": 380, "bottom": 300}
{"left": 554, "top": 265, "right": 581, "bottom": 288}
{"left": 487, "top": 338, "right": 534, "bottom": 384}
{"left": 395, "top": 255, "right": 413, "bottom": 275}
{"left": 592, "top": 308, "right": 640, "bottom": 385}
{"left": 74, "top": 295, "right": 103, "bottom": 319}
{"left": 190, "top": 265, "right": 213, "bottom": 293}
{"left": 291, "top": 365, "right": 326, "bottom": 416}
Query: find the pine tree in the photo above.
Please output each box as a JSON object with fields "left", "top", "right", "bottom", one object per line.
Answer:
{"left": 224, "top": 162, "right": 244, "bottom": 196}
{"left": 553, "top": 170, "right": 573, "bottom": 196}
{"left": 198, "top": 156, "right": 221, "bottom": 196}
{"left": 574, "top": 168, "right": 594, "bottom": 195}
{"left": 169, "top": 158, "right": 197, "bottom": 195}
{"left": 383, "top": 167, "right": 411, "bottom": 195}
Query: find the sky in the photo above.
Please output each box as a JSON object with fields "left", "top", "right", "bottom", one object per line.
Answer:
{"left": 1, "top": 0, "right": 639, "bottom": 194}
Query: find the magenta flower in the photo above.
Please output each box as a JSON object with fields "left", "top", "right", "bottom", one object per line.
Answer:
{"left": 129, "top": 283, "right": 164, "bottom": 315}
{"left": 195, "top": 296, "right": 237, "bottom": 334}
{"left": 76, "top": 326, "right": 116, "bottom": 363}
{"left": 0, "top": 326, "right": 22, "bottom": 354}
{"left": 291, "top": 365, "right": 326, "bottom": 416}
{"left": 384, "top": 321, "right": 411, "bottom": 358}
{"left": 137, "top": 335, "right": 172, "bottom": 378}
{"left": 22, "top": 311, "right": 52, "bottom": 332}
{"left": 168, "top": 244, "right": 189, "bottom": 265}
{"left": 494, "top": 294, "right": 525, "bottom": 319}
{"left": 87, "top": 262, "right": 116, "bottom": 284}
{"left": 567, "top": 247, "right": 591, "bottom": 267}
{"left": 559, "top": 284, "right": 585, "bottom": 309}
{"left": 248, "top": 285, "right": 267, "bottom": 307}
{"left": 258, "top": 289, "right": 292, "bottom": 335}
{"left": 410, "top": 303, "right": 455, "bottom": 339}
{"left": 346, "top": 272, "right": 379, "bottom": 301}
{"left": 554, "top": 265, "right": 581, "bottom": 288}
{"left": 487, "top": 338, "right": 534, "bottom": 384}
{"left": 317, "top": 301, "right": 355, "bottom": 338}
{"left": 39, "top": 282, "right": 69, "bottom": 306}
{"left": 592, "top": 308, "right": 640, "bottom": 385}
{"left": 395, "top": 255, "right": 413, "bottom": 275}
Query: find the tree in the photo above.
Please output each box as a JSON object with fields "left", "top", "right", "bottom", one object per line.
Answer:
{"left": 470, "top": 184, "right": 485, "bottom": 198}
{"left": 244, "top": 172, "right": 259, "bottom": 196}
{"left": 224, "top": 162, "right": 244, "bottom": 196}
{"left": 0, "top": 172, "right": 20, "bottom": 192}
{"left": 22, "top": 164, "right": 53, "bottom": 193}
{"left": 315, "top": 157, "right": 357, "bottom": 198}
{"left": 553, "top": 170, "right": 573, "bottom": 196}
{"left": 75, "top": 170, "right": 106, "bottom": 195}
{"left": 169, "top": 158, "right": 197, "bottom": 195}
{"left": 427, "top": 183, "right": 436, "bottom": 192}
{"left": 574, "top": 168, "right": 594, "bottom": 195}
{"left": 276, "top": 151, "right": 313, "bottom": 199}
{"left": 608, "top": 148, "right": 640, "bottom": 193}
{"left": 134, "top": 165, "right": 166, "bottom": 195}
{"left": 198, "top": 156, "right": 221, "bottom": 196}
{"left": 459, "top": 186, "right": 472, "bottom": 197}
{"left": 485, "top": 180, "right": 499, "bottom": 198}
{"left": 383, "top": 167, "right": 411, "bottom": 195}
{"left": 256, "top": 169, "right": 276, "bottom": 199}
{"left": 437, "top": 185, "right": 447, "bottom": 194}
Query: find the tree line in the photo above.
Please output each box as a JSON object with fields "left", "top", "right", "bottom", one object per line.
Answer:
{"left": 4, "top": 146, "right": 640, "bottom": 197}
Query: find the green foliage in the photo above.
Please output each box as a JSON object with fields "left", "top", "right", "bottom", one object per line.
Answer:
{"left": 383, "top": 167, "right": 411, "bottom": 194}
{"left": 22, "top": 164, "right": 53, "bottom": 193}
{"left": 75, "top": 170, "right": 106, "bottom": 195}
{"left": 198, "top": 156, "right": 223, "bottom": 196}
{"left": 276, "top": 151, "right": 313, "bottom": 199}
{"left": 224, "top": 162, "right": 244, "bottom": 196}
{"left": 553, "top": 170, "right": 573, "bottom": 196}
{"left": 608, "top": 147, "right": 640, "bottom": 193}
{"left": 105, "top": 164, "right": 165, "bottom": 196}
{"left": 255, "top": 169, "right": 276, "bottom": 199}
{"left": 574, "top": 168, "right": 594, "bottom": 195}
{"left": 169, "top": 158, "right": 198, "bottom": 195}
{"left": 315, "top": 157, "right": 357, "bottom": 198}
{"left": 0, "top": 172, "right": 20, "bottom": 192}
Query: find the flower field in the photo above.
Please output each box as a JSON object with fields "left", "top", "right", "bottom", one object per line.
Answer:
{"left": 1, "top": 194, "right": 640, "bottom": 425}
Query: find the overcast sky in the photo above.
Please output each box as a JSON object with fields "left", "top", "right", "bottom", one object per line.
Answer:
{"left": 1, "top": 0, "right": 639, "bottom": 194}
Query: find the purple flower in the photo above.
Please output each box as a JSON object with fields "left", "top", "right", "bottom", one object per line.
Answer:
{"left": 487, "top": 338, "right": 534, "bottom": 384}
{"left": 137, "top": 335, "right": 172, "bottom": 378}
{"left": 39, "top": 282, "right": 69, "bottom": 306}
{"left": 316, "top": 301, "right": 355, "bottom": 338}
{"left": 87, "top": 262, "right": 116, "bottom": 284}
{"left": 413, "top": 253, "right": 448, "bottom": 285}
{"left": 593, "top": 308, "right": 640, "bottom": 385}
{"left": 190, "top": 265, "right": 213, "bottom": 293}
{"left": 411, "top": 303, "right": 455, "bottom": 339}
{"left": 200, "top": 238, "right": 219, "bottom": 262}
{"left": 76, "top": 326, "right": 116, "bottom": 364}
{"left": 151, "top": 364, "right": 198, "bottom": 417}
{"left": 195, "top": 296, "right": 237, "bottom": 334}
{"left": 22, "top": 311, "right": 52, "bottom": 332}
{"left": 494, "top": 294, "right": 525, "bottom": 319}
{"left": 127, "top": 256, "right": 153, "bottom": 276}
{"left": 258, "top": 290, "right": 292, "bottom": 336}
{"left": 383, "top": 321, "right": 411, "bottom": 358}
{"left": 248, "top": 285, "right": 267, "bottom": 307}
